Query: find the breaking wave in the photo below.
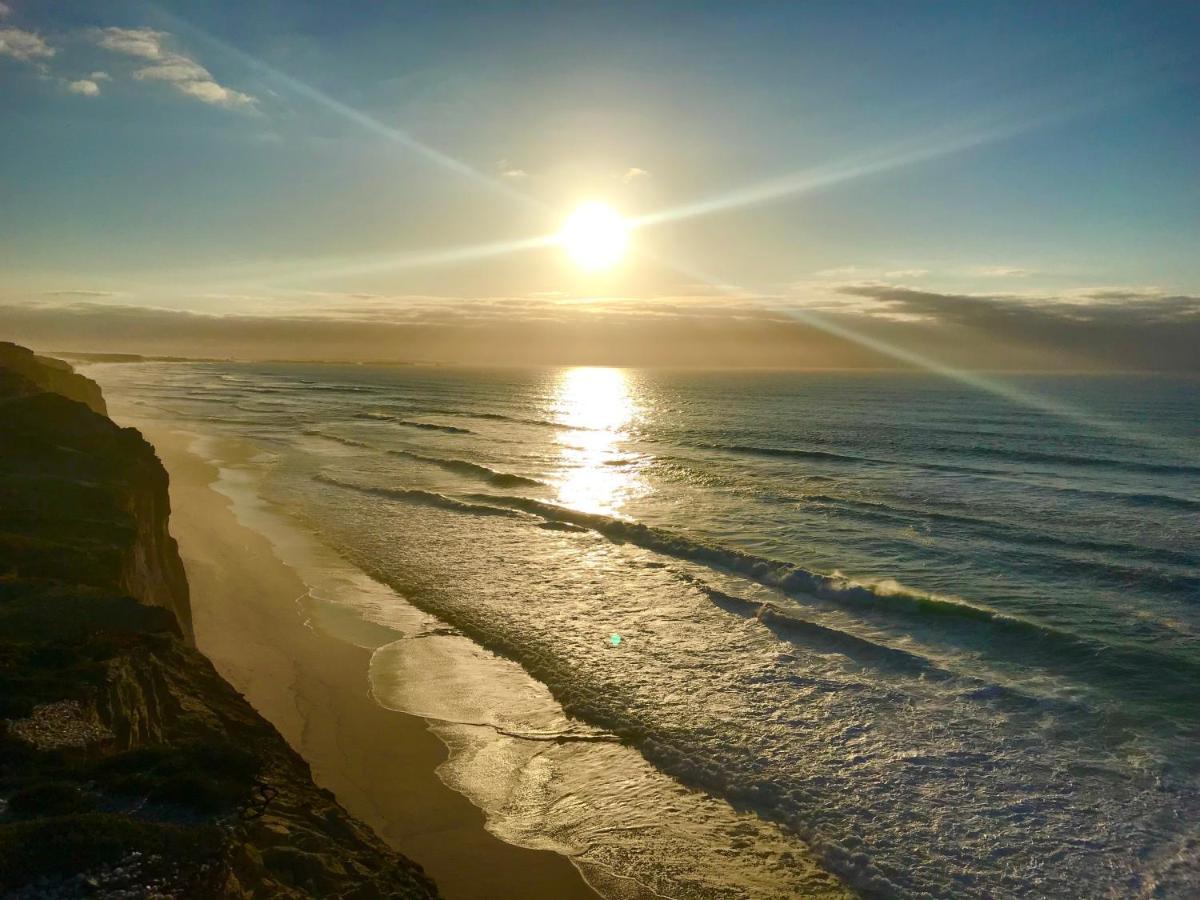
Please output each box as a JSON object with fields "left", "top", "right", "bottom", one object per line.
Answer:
{"left": 385, "top": 448, "right": 543, "bottom": 488}
{"left": 314, "top": 474, "right": 528, "bottom": 519}
{"left": 317, "top": 474, "right": 1200, "bottom": 715}
{"left": 303, "top": 430, "right": 541, "bottom": 487}
{"left": 354, "top": 413, "right": 473, "bottom": 434}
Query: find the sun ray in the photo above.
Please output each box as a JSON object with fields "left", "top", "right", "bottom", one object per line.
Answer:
{"left": 154, "top": 5, "right": 538, "bottom": 209}
{"left": 644, "top": 248, "right": 1196, "bottom": 461}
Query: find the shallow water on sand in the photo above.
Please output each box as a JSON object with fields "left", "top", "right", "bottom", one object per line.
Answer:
{"left": 91, "top": 362, "right": 1200, "bottom": 899}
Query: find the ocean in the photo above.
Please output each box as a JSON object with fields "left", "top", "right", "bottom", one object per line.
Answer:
{"left": 89, "top": 362, "right": 1199, "bottom": 898}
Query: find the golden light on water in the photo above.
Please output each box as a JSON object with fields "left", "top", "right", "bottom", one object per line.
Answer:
{"left": 553, "top": 367, "right": 643, "bottom": 515}
{"left": 559, "top": 202, "right": 629, "bottom": 271}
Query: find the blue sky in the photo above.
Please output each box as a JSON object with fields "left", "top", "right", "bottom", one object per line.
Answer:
{"left": 2, "top": 1, "right": 1198, "bottom": 368}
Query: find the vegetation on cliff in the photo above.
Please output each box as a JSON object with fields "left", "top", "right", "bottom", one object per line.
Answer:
{"left": 0, "top": 344, "right": 438, "bottom": 898}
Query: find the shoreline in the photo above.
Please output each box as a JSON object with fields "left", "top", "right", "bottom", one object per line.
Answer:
{"left": 121, "top": 413, "right": 601, "bottom": 900}
{"left": 86, "top": 366, "right": 851, "bottom": 900}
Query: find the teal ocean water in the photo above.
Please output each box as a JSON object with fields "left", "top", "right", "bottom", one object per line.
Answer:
{"left": 94, "top": 363, "right": 1199, "bottom": 898}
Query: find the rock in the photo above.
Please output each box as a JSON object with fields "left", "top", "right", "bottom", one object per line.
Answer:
{"left": 0, "top": 344, "right": 438, "bottom": 899}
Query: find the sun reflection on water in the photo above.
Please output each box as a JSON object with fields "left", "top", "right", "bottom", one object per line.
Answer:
{"left": 553, "top": 367, "right": 644, "bottom": 516}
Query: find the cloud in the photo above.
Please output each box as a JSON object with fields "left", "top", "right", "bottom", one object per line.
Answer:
{"left": 5, "top": 284, "right": 1198, "bottom": 372}
{"left": 495, "top": 159, "right": 529, "bottom": 179}
{"left": 836, "top": 284, "right": 1200, "bottom": 370}
{"left": 93, "top": 27, "right": 164, "bottom": 60}
{"left": 974, "top": 265, "right": 1031, "bottom": 277}
{"left": 884, "top": 268, "right": 929, "bottom": 279}
{"left": 66, "top": 78, "right": 100, "bottom": 96}
{"left": 90, "top": 70, "right": 111, "bottom": 81}
{"left": 0, "top": 297, "right": 881, "bottom": 368}
{"left": 0, "top": 26, "right": 54, "bottom": 62}
{"left": 621, "top": 167, "right": 649, "bottom": 183}
{"left": 93, "top": 27, "right": 256, "bottom": 109}
{"left": 812, "top": 265, "right": 868, "bottom": 279}
{"left": 43, "top": 289, "right": 121, "bottom": 298}
{"left": 0, "top": 3, "right": 11, "bottom": 18}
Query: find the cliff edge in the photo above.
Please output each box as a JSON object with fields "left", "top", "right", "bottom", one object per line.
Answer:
{"left": 0, "top": 344, "right": 439, "bottom": 898}
{"left": 0, "top": 341, "right": 107, "bottom": 416}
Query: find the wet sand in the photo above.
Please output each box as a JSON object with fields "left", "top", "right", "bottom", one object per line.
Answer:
{"left": 125, "top": 415, "right": 599, "bottom": 900}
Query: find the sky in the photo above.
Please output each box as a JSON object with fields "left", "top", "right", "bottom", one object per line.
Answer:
{"left": 2, "top": 0, "right": 1198, "bottom": 369}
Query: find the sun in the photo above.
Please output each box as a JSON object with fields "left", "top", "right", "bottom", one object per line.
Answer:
{"left": 559, "top": 202, "right": 629, "bottom": 271}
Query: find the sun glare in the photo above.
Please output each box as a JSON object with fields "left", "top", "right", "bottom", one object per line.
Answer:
{"left": 559, "top": 202, "right": 629, "bottom": 271}
{"left": 553, "top": 367, "right": 643, "bottom": 515}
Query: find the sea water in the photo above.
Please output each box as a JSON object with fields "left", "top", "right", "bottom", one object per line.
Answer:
{"left": 90, "top": 363, "right": 1199, "bottom": 898}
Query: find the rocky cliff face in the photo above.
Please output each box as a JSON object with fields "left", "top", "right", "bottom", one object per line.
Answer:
{"left": 0, "top": 341, "right": 107, "bottom": 415}
{"left": 0, "top": 344, "right": 439, "bottom": 898}
{"left": 0, "top": 359, "right": 193, "bottom": 643}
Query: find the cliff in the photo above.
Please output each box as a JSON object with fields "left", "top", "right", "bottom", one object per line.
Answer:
{"left": 0, "top": 341, "right": 107, "bottom": 416}
{"left": 0, "top": 353, "right": 193, "bottom": 643}
{"left": 0, "top": 344, "right": 439, "bottom": 899}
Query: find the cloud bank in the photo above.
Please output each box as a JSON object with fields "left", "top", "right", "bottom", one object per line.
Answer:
{"left": 3, "top": 285, "right": 1197, "bottom": 371}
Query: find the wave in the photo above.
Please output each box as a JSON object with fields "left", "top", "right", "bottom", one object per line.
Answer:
{"left": 420, "top": 407, "right": 562, "bottom": 428}
{"left": 706, "top": 444, "right": 871, "bottom": 465}
{"left": 705, "top": 443, "right": 1002, "bottom": 477}
{"left": 315, "top": 474, "right": 528, "bottom": 519}
{"left": 676, "top": 572, "right": 945, "bottom": 679}
{"left": 681, "top": 574, "right": 1095, "bottom": 720}
{"left": 705, "top": 448, "right": 1200, "bottom": 511}
{"left": 302, "top": 430, "right": 540, "bottom": 487}
{"left": 1058, "top": 487, "right": 1200, "bottom": 514}
{"left": 448, "top": 492, "right": 1200, "bottom": 705}
{"left": 303, "top": 430, "right": 372, "bottom": 449}
{"left": 385, "top": 448, "right": 542, "bottom": 488}
{"left": 965, "top": 444, "right": 1200, "bottom": 476}
{"left": 801, "top": 493, "right": 1200, "bottom": 574}
{"left": 304, "top": 383, "right": 378, "bottom": 394}
{"left": 704, "top": 441, "right": 1200, "bottom": 479}
{"left": 353, "top": 413, "right": 473, "bottom": 434}
{"left": 465, "top": 492, "right": 1041, "bottom": 623}
{"left": 314, "top": 473, "right": 1200, "bottom": 714}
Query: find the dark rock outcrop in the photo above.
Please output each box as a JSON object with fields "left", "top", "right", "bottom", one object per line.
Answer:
{"left": 0, "top": 368, "right": 193, "bottom": 642}
{"left": 0, "top": 341, "right": 107, "bottom": 415}
{"left": 0, "top": 344, "right": 439, "bottom": 898}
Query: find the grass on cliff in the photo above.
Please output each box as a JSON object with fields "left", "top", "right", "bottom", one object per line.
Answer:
{"left": 0, "top": 813, "right": 226, "bottom": 889}
{"left": 0, "top": 735, "right": 262, "bottom": 891}
{"left": 1, "top": 733, "right": 263, "bottom": 818}
{"left": 88, "top": 738, "right": 262, "bottom": 813}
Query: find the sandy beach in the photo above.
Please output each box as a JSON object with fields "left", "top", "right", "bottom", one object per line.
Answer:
{"left": 122, "top": 414, "right": 599, "bottom": 900}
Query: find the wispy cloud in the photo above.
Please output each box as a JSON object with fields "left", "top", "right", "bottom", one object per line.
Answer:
{"left": 621, "top": 167, "right": 650, "bottom": 183}
{"left": 884, "top": 268, "right": 929, "bottom": 278}
{"left": 0, "top": 26, "right": 53, "bottom": 62}
{"left": 92, "top": 27, "right": 256, "bottom": 109}
{"left": 812, "top": 265, "right": 868, "bottom": 279}
{"left": 93, "top": 26, "right": 164, "bottom": 60}
{"left": 0, "top": 3, "right": 12, "bottom": 18}
{"left": 973, "top": 265, "right": 1031, "bottom": 277}
{"left": 495, "top": 158, "right": 529, "bottom": 179}
{"left": 43, "top": 289, "right": 121, "bottom": 298}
